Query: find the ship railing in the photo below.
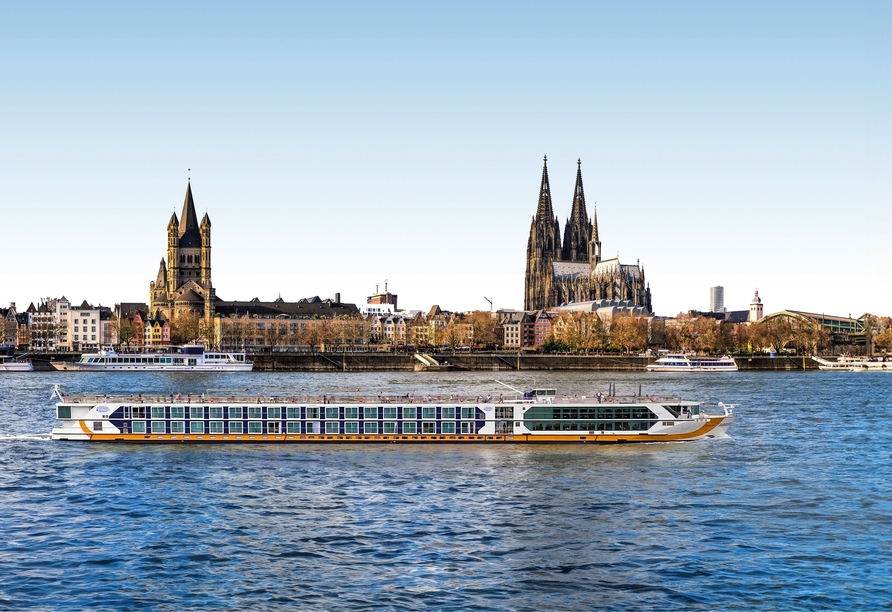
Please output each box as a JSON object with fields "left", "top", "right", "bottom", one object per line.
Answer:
{"left": 56, "top": 391, "right": 687, "bottom": 406}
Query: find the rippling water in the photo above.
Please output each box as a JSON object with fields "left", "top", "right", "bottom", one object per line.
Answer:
{"left": 1, "top": 371, "right": 890, "bottom": 610}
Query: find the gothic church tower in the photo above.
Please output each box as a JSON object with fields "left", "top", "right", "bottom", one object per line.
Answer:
{"left": 524, "top": 157, "right": 561, "bottom": 310}
{"left": 561, "top": 159, "right": 592, "bottom": 263}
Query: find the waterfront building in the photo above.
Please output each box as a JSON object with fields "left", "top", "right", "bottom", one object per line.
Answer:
{"left": 524, "top": 157, "right": 652, "bottom": 312}
{"left": 65, "top": 301, "right": 112, "bottom": 351}
{"left": 1, "top": 303, "right": 18, "bottom": 347}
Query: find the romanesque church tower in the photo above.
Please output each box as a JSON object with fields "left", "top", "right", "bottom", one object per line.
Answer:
{"left": 524, "top": 157, "right": 561, "bottom": 310}
{"left": 149, "top": 182, "right": 216, "bottom": 321}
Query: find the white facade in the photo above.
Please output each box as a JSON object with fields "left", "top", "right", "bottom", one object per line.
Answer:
{"left": 66, "top": 304, "right": 109, "bottom": 351}
{"left": 503, "top": 321, "right": 521, "bottom": 348}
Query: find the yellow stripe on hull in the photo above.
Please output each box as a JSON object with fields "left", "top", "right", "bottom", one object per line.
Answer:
{"left": 73, "top": 416, "right": 728, "bottom": 443}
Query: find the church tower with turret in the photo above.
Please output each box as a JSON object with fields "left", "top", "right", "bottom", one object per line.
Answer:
{"left": 150, "top": 182, "right": 215, "bottom": 321}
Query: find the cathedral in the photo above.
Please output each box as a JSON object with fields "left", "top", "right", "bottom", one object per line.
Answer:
{"left": 149, "top": 182, "right": 216, "bottom": 321}
{"left": 524, "top": 157, "right": 652, "bottom": 312}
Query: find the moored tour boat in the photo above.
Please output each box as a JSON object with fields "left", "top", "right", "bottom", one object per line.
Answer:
{"left": 1, "top": 353, "right": 33, "bottom": 372}
{"left": 813, "top": 355, "right": 892, "bottom": 372}
{"left": 50, "top": 344, "right": 252, "bottom": 372}
{"left": 50, "top": 385, "right": 736, "bottom": 444}
{"left": 646, "top": 354, "right": 738, "bottom": 372}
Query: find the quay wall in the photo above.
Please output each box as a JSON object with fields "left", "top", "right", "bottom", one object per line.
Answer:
{"left": 24, "top": 353, "right": 819, "bottom": 372}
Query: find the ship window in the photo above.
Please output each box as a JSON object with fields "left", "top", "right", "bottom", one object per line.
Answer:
{"left": 364, "top": 422, "right": 377, "bottom": 434}
{"left": 461, "top": 407, "right": 476, "bottom": 420}
{"left": 190, "top": 421, "right": 204, "bottom": 434}
{"left": 93, "top": 421, "right": 103, "bottom": 431}
{"left": 209, "top": 421, "right": 223, "bottom": 434}
{"left": 209, "top": 406, "right": 223, "bottom": 419}
{"left": 190, "top": 406, "right": 204, "bottom": 419}
{"left": 422, "top": 407, "right": 436, "bottom": 420}
{"left": 287, "top": 422, "right": 301, "bottom": 434}
{"left": 170, "top": 406, "right": 185, "bottom": 419}
{"left": 383, "top": 407, "right": 397, "bottom": 419}
{"left": 151, "top": 421, "right": 166, "bottom": 434}
{"left": 132, "top": 421, "right": 146, "bottom": 434}
{"left": 229, "top": 422, "right": 243, "bottom": 434}
{"left": 133, "top": 406, "right": 146, "bottom": 419}
{"left": 441, "top": 407, "right": 456, "bottom": 419}
{"left": 461, "top": 422, "right": 471, "bottom": 434}
{"left": 151, "top": 406, "right": 166, "bottom": 419}
{"left": 306, "top": 407, "right": 319, "bottom": 419}
{"left": 422, "top": 422, "right": 435, "bottom": 434}
{"left": 383, "top": 422, "right": 397, "bottom": 434}
{"left": 170, "top": 421, "right": 185, "bottom": 434}
{"left": 248, "top": 407, "right": 262, "bottom": 419}
{"left": 402, "top": 407, "right": 416, "bottom": 419}
{"left": 325, "top": 407, "right": 339, "bottom": 419}
{"left": 268, "top": 407, "right": 282, "bottom": 420}
{"left": 364, "top": 406, "right": 378, "bottom": 419}
{"left": 248, "top": 421, "right": 262, "bottom": 434}
{"left": 441, "top": 422, "right": 456, "bottom": 434}
{"left": 402, "top": 422, "right": 416, "bottom": 434}
{"left": 268, "top": 422, "right": 280, "bottom": 434}
{"left": 286, "top": 407, "right": 301, "bottom": 419}
{"left": 344, "top": 407, "right": 358, "bottom": 419}
{"left": 57, "top": 406, "right": 71, "bottom": 419}
{"left": 229, "top": 407, "right": 243, "bottom": 419}
{"left": 326, "top": 421, "right": 339, "bottom": 434}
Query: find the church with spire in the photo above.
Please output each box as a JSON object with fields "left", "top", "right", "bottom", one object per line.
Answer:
{"left": 524, "top": 157, "right": 652, "bottom": 312}
{"left": 149, "top": 182, "right": 216, "bottom": 321}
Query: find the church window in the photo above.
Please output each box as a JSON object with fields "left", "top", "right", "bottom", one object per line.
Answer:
{"left": 188, "top": 255, "right": 193, "bottom": 264}
{"left": 180, "top": 255, "right": 185, "bottom": 263}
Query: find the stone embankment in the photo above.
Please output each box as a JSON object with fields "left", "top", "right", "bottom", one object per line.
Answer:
{"left": 23, "top": 353, "right": 819, "bottom": 372}
{"left": 251, "top": 353, "right": 818, "bottom": 372}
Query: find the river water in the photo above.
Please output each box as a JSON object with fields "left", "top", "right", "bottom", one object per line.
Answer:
{"left": 0, "top": 370, "right": 890, "bottom": 610}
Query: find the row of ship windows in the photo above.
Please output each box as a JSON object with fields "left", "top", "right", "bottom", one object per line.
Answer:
{"left": 120, "top": 421, "right": 475, "bottom": 435}
{"left": 118, "top": 406, "right": 480, "bottom": 420}
{"left": 525, "top": 420, "right": 657, "bottom": 432}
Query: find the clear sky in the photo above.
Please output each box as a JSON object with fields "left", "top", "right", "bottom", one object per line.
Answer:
{"left": 1, "top": 1, "right": 889, "bottom": 317}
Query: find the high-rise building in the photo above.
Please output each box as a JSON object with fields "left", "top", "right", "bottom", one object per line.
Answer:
{"left": 524, "top": 157, "right": 651, "bottom": 312}
{"left": 710, "top": 286, "right": 725, "bottom": 313}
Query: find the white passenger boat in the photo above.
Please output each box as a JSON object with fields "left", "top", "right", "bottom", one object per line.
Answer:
{"left": 50, "top": 385, "right": 736, "bottom": 443}
{"left": 50, "top": 345, "right": 252, "bottom": 372}
{"left": 1, "top": 354, "right": 33, "bottom": 372}
{"left": 646, "top": 354, "right": 738, "bottom": 372}
{"left": 813, "top": 356, "right": 892, "bottom": 372}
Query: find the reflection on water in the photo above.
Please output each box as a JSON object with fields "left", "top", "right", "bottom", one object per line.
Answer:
{"left": 0, "top": 370, "right": 890, "bottom": 609}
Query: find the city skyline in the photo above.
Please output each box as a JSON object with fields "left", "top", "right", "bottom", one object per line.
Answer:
{"left": 2, "top": 2, "right": 889, "bottom": 317}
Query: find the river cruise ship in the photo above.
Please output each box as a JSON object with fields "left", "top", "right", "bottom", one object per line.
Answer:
{"left": 50, "top": 386, "right": 736, "bottom": 444}
{"left": 50, "top": 345, "right": 252, "bottom": 372}
{"left": 647, "top": 354, "right": 738, "bottom": 372}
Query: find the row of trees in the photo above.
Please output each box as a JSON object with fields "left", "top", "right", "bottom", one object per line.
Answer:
{"left": 544, "top": 311, "right": 842, "bottom": 355}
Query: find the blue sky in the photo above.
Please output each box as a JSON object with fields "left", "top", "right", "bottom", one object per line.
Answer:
{"left": 1, "top": 1, "right": 889, "bottom": 317}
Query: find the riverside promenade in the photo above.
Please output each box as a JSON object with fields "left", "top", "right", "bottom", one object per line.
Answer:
{"left": 25, "top": 352, "right": 819, "bottom": 372}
